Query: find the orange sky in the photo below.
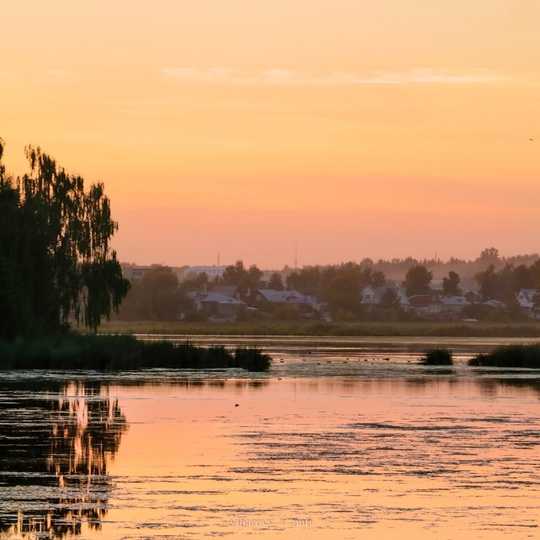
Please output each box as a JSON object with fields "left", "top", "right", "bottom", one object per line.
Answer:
{"left": 2, "top": 0, "right": 540, "bottom": 268}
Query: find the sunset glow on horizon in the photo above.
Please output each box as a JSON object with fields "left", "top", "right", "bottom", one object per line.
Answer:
{"left": 3, "top": 0, "right": 539, "bottom": 268}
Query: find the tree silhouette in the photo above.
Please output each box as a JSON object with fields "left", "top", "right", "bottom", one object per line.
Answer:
{"left": 0, "top": 139, "right": 130, "bottom": 336}
{"left": 403, "top": 265, "right": 433, "bottom": 296}
{"left": 442, "top": 271, "right": 462, "bottom": 296}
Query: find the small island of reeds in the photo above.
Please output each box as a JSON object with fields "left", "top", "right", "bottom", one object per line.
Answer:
{"left": 419, "top": 347, "right": 454, "bottom": 366}
{"left": 0, "top": 334, "right": 272, "bottom": 372}
{"left": 468, "top": 343, "right": 540, "bottom": 369}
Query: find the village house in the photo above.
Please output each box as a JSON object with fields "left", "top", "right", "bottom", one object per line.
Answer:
{"left": 361, "top": 285, "right": 410, "bottom": 309}
{"left": 516, "top": 288, "right": 539, "bottom": 319}
{"left": 121, "top": 264, "right": 153, "bottom": 281}
{"left": 440, "top": 295, "right": 470, "bottom": 313}
{"left": 188, "top": 291, "right": 245, "bottom": 319}
{"left": 253, "top": 289, "right": 321, "bottom": 311}
{"left": 184, "top": 265, "right": 226, "bottom": 281}
{"left": 208, "top": 284, "right": 241, "bottom": 299}
{"left": 407, "top": 294, "right": 442, "bottom": 318}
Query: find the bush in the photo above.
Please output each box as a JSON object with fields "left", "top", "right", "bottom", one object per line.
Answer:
{"left": 420, "top": 347, "right": 453, "bottom": 366}
{"left": 233, "top": 347, "right": 272, "bottom": 372}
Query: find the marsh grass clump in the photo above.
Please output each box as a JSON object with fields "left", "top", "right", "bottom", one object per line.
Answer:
{"left": 420, "top": 347, "right": 453, "bottom": 366}
{"left": 232, "top": 347, "right": 272, "bottom": 372}
{"left": 469, "top": 343, "right": 540, "bottom": 369}
{"left": 0, "top": 335, "right": 272, "bottom": 372}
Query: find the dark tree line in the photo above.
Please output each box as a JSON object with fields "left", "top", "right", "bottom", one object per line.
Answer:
{"left": 358, "top": 247, "right": 539, "bottom": 284}
{"left": 116, "top": 255, "right": 540, "bottom": 323}
{"left": 275, "top": 256, "right": 540, "bottom": 321}
{"left": 117, "top": 260, "right": 265, "bottom": 321}
{"left": 475, "top": 261, "right": 540, "bottom": 303}
{"left": 283, "top": 262, "right": 386, "bottom": 319}
{"left": 0, "top": 139, "right": 130, "bottom": 338}
{"left": 116, "top": 265, "right": 193, "bottom": 321}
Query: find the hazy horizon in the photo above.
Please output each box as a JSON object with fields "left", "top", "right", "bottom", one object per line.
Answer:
{"left": 119, "top": 244, "right": 538, "bottom": 272}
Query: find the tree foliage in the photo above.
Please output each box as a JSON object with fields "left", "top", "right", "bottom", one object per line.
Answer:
{"left": 268, "top": 272, "right": 284, "bottom": 291}
{"left": 116, "top": 265, "right": 192, "bottom": 321}
{"left": 0, "top": 139, "right": 130, "bottom": 337}
{"left": 442, "top": 270, "right": 461, "bottom": 296}
{"left": 221, "top": 260, "right": 263, "bottom": 297}
{"left": 403, "top": 265, "right": 433, "bottom": 296}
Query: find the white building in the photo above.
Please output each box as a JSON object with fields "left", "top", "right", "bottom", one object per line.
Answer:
{"left": 184, "top": 266, "right": 226, "bottom": 281}
{"left": 517, "top": 289, "right": 539, "bottom": 319}
{"left": 361, "top": 286, "right": 410, "bottom": 309}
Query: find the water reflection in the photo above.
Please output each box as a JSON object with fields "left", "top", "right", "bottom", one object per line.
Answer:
{"left": 0, "top": 380, "right": 127, "bottom": 539}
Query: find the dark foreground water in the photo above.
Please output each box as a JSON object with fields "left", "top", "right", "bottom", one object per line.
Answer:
{"left": 0, "top": 337, "right": 539, "bottom": 540}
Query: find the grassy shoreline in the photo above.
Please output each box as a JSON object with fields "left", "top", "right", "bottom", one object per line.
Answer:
{"left": 98, "top": 320, "right": 540, "bottom": 338}
{"left": 0, "top": 334, "right": 272, "bottom": 372}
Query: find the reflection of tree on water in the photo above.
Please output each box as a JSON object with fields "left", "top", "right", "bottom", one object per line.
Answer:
{"left": 0, "top": 380, "right": 127, "bottom": 539}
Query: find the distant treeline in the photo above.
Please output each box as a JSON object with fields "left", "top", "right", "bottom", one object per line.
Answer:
{"left": 283, "top": 247, "right": 540, "bottom": 287}
{"left": 116, "top": 248, "right": 540, "bottom": 323}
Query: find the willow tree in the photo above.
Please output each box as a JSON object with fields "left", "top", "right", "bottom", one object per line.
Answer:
{"left": 0, "top": 139, "right": 130, "bottom": 337}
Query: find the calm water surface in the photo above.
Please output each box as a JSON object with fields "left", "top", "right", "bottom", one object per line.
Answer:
{"left": 0, "top": 337, "right": 539, "bottom": 540}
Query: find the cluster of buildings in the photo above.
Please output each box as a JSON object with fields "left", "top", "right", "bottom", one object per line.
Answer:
{"left": 121, "top": 264, "right": 540, "bottom": 321}
{"left": 357, "top": 285, "right": 537, "bottom": 320}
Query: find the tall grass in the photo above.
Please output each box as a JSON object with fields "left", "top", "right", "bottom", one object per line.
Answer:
{"left": 0, "top": 334, "right": 272, "bottom": 372}
{"left": 231, "top": 347, "right": 273, "bottom": 372}
{"left": 469, "top": 343, "right": 540, "bottom": 369}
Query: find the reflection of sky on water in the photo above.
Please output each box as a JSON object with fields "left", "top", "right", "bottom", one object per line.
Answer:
{"left": 0, "top": 337, "right": 539, "bottom": 539}
{"left": 104, "top": 372, "right": 539, "bottom": 540}
{"left": 0, "top": 380, "right": 127, "bottom": 539}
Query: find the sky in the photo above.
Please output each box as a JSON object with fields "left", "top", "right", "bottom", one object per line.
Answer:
{"left": 2, "top": 0, "right": 540, "bottom": 269}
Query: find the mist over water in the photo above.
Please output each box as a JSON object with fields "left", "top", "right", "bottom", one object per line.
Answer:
{"left": 0, "top": 337, "right": 539, "bottom": 539}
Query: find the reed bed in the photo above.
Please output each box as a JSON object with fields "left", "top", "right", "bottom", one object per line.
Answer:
{"left": 0, "top": 334, "right": 272, "bottom": 372}
{"left": 469, "top": 343, "right": 540, "bottom": 369}
{"left": 420, "top": 347, "right": 454, "bottom": 366}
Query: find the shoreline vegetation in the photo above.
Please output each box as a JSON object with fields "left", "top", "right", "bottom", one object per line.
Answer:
{"left": 468, "top": 343, "right": 540, "bottom": 369}
{"left": 420, "top": 347, "right": 454, "bottom": 366}
{"left": 0, "top": 334, "right": 272, "bottom": 372}
{"left": 1, "top": 331, "right": 539, "bottom": 371}
{"left": 98, "top": 320, "right": 540, "bottom": 338}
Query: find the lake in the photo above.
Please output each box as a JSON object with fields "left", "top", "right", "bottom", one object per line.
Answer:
{"left": 0, "top": 337, "right": 539, "bottom": 539}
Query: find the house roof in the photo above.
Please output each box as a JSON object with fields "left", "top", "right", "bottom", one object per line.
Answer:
{"left": 257, "top": 289, "right": 317, "bottom": 304}
{"left": 189, "top": 292, "right": 245, "bottom": 305}
{"left": 377, "top": 286, "right": 410, "bottom": 304}
{"left": 440, "top": 296, "right": 470, "bottom": 306}
{"left": 484, "top": 299, "right": 507, "bottom": 308}
{"left": 209, "top": 285, "right": 239, "bottom": 297}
